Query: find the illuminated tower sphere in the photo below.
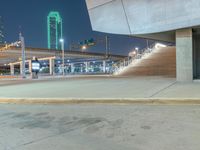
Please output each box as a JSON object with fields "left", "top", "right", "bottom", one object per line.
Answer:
{"left": 47, "top": 11, "right": 63, "bottom": 50}
{"left": 0, "top": 16, "right": 5, "bottom": 44}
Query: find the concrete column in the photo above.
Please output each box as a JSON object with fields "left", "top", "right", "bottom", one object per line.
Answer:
{"left": 85, "top": 62, "right": 90, "bottom": 73}
{"left": 20, "top": 62, "right": 23, "bottom": 75}
{"left": 49, "top": 59, "right": 55, "bottom": 75}
{"left": 10, "top": 64, "right": 14, "bottom": 75}
{"left": 71, "top": 63, "right": 75, "bottom": 73}
{"left": 28, "top": 60, "right": 32, "bottom": 75}
{"left": 80, "top": 64, "right": 83, "bottom": 73}
{"left": 103, "top": 61, "right": 106, "bottom": 73}
{"left": 176, "top": 28, "right": 193, "bottom": 82}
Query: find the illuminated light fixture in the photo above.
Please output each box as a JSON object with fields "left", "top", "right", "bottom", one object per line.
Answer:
{"left": 129, "top": 50, "right": 137, "bottom": 57}
{"left": 135, "top": 47, "right": 139, "bottom": 51}
{"left": 82, "top": 45, "right": 87, "bottom": 50}
{"left": 155, "top": 43, "right": 167, "bottom": 49}
{"left": 59, "top": 38, "right": 64, "bottom": 43}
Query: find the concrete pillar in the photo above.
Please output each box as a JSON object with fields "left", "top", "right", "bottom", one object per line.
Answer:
{"left": 71, "top": 63, "right": 75, "bottom": 73}
{"left": 10, "top": 64, "right": 14, "bottom": 75}
{"left": 20, "top": 62, "right": 23, "bottom": 75}
{"left": 28, "top": 60, "right": 32, "bottom": 75}
{"left": 80, "top": 64, "right": 83, "bottom": 73}
{"left": 176, "top": 28, "right": 193, "bottom": 82}
{"left": 103, "top": 61, "right": 106, "bottom": 73}
{"left": 85, "top": 62, "right": 90, "bottom": 73}
{"left": 49, "top": 59, "right": 55, "bottom": 75}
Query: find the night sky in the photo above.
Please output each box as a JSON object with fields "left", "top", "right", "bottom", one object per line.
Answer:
{"left": 0, "top": 0, "right": 148, "bottom": 55}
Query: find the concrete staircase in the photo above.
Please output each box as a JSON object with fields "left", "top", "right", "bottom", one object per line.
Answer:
{"left": 115, "top": 46, "right": 176, "bottom": 77}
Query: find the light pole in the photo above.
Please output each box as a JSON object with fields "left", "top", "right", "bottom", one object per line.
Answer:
{"left": 135, "top": 47, "right": 139, "bottom": 53}
{"left": 19, "top": 33, "right": 26, "bottom": 78}
{"left": 105, "top": 36, "right": 110, "bottom": 58}
{"left": 60, "top": 39, "right": 65, "bottom": 76}
{"left": 135, "top": 47, "right": 139, "bottom": 59}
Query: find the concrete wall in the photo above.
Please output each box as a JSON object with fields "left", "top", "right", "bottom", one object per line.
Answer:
{"left": 86, "top": 0, "right": 200, "bottom": 38}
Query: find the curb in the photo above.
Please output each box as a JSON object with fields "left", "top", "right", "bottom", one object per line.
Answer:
{"left": 0, "top": 98, "right": 200, "bottom": 105}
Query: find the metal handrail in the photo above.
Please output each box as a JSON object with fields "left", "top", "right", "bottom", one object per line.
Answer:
{"left": 113, "top": 42, "right": 157, "bottom": 75}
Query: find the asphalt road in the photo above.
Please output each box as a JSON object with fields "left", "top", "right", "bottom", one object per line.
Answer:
{"left": 0, "top": 104, "right": 199, "bottom": 150}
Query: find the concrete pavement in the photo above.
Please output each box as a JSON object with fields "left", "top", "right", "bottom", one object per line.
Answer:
{"left": 0, "top": 76, "right": 176, "bottom": 99}
{"left": 0, "top": 76, "right": 200, "bottom": 100}
{"left": 0, "top": 76, "right": 199, "bottom": 150}
{"left": 0, "top": 104, "right": 199, "bottom": 150}
{"left": 0, "top": 76, "right": 200, "bottom": 104}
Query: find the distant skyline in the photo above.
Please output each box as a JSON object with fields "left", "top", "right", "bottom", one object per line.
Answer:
{"left": 47, "top": 11, "right": 63, "bottom": 50}
{"left": 0, "top": 0, "right": 149, "bottom": 55}
{"left": 0, "top": 16, "right": 4, "bottom": 44}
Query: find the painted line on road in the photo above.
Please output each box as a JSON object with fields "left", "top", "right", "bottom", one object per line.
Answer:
{"left": 0, "top": 98, "right": 200, "bottom": 105}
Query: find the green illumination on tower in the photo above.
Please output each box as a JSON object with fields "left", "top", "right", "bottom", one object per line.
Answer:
{"left": 47, "top": 11, "right": 63, "bottom": 50}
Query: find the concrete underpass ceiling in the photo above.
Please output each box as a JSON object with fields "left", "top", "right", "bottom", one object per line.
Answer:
{"left": 86, "top": 0, "right": 200, "bottom": 42}
{"left": 135, "top": 31, "right": 176, "bottom": 43}
{"left": 86, "top": 0, "right": 113, "bottom": 9}
{"left": 87, "top": 0, "right": 131, "bottom": 35}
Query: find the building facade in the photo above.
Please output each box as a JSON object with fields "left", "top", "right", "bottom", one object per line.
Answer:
{"left": 85, "top": 0, "right": 200, "bottom": 81}
{"left": 0, "top": 16, "right": 5, "bottom": 44}
{"left": 47, "top": 11, "right": 63, "bottom": 50}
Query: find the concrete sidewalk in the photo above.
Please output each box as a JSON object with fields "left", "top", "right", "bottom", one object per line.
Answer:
{"left": 0, "top": 76, "right": 175, "bottom": 98}
{"left": 0, "top": 76, "right": 200, "bottom": 104}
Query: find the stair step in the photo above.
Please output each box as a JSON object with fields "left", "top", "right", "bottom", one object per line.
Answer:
{"left": 117, "top": 46, "right": 176, "bottom": 77}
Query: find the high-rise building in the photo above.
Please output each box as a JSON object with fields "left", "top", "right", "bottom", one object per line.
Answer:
{"left": 0, "top": 16, "right": 5, "bottom": 44}
{"left": 47, "top": 11, "right": 63, "bottom": 50}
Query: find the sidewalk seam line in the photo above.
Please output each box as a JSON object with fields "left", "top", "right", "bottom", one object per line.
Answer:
{"left": 149, "top": 81, "right": 177, "bottom": 98}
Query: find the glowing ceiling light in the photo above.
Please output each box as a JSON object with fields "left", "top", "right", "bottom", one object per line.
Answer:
{"left": 155, "top": 43, "right": 167, "bottom": 49}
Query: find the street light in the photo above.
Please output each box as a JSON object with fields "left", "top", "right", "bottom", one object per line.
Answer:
{"left": 19, "top": 33, "right": 26, "bottom": 78}
{"left": 60, "top": 38, "right": 65, "bottom": 76}
{"left": 81, "top": 45, "right": 87, "bottom": 51}
{"left": 135, "top": 47, "right": 139, "bottom": 56}
{"left": 135, "top": 47, "right": 139, "bottom": 52}
{"left": 128, "top": 50, "right": 137, "bottom": 57}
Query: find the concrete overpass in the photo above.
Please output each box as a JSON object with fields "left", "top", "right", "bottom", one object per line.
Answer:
{"left": 0, "top": 46, "right": 126, "bottom": 75}
{"left": 85, "top": 0, "right": 200, "bottom": 81}
{"left": 0, "top": 46, "right": 126, "bottom": 65}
